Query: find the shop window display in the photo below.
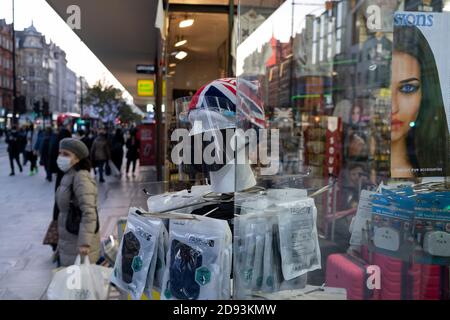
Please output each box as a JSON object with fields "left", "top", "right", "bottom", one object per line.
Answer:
{"left": 109, "top": 0, "right": 449, "bottom": 301}
{"left": 234, "top": 0, "right": 449, "bottom": 300}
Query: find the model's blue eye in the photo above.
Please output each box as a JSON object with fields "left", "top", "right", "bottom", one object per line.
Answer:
{"left": 400, "top": 84, "right": 420, "bottom": 94}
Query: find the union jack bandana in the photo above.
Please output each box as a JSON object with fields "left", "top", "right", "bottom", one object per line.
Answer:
{"left": 188, "top": 78, "right": 237, "bottom": 114}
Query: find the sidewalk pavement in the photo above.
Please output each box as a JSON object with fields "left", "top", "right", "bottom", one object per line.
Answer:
{"left": 0, "top": 152, "right": 156, "bottom": 300}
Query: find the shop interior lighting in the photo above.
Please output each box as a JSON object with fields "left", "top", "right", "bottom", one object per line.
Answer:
{"left": 175, "top": 51, "right": 188, "bottom": 60}
{"left": 179, "top": 18, "right": 194, "bottom": 28}
{"left": 175, "top": 38, "right": 187, "bottom": 47}
{"left": 169, "top": 63, "right": 176, "bottom": 68}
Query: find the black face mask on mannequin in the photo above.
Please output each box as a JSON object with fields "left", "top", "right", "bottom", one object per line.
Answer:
{"left": 186, "top": 129, "right": 235, "bottom": 181}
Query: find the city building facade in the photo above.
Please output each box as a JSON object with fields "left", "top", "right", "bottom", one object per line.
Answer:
{"left": 15, "top": 23, "right": 80, "bottom": 118}
{"left": 0, "top": 19, "right": 13, "bottom": 125}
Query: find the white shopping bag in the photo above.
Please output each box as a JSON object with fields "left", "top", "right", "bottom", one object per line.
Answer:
{"left": 108, "top": 160, "right": 121, "bottom": 178}
{"left": 46, "top": 255, "right": 112, "bottom": 300}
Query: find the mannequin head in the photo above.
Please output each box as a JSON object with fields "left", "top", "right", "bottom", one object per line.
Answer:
{"left": 179, "top": 78, "right": 257, "bottom": 193}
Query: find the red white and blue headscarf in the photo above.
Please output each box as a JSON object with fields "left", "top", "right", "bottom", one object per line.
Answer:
{"left": 188, "top": 78, "right": 237, "bottom": 113}
{"left": 187, "top": 78, "right": 237, "bottom": 135}
{"left": 186, "top": 77, "right": 266, "bottom": 135}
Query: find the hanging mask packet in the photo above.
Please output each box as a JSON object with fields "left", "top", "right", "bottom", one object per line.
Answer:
{"left": 220, "top": 221, "right": 233, "bottom": 300}
{"left": 261, "top": 215, "right": 282, "bottom": 294}
{"left": 413, "top": 192, "right": 450, "bottom": 264}
{"left": 234, "top": 214, "right": 269, "bottom": 298}
{"left": 162, "top": 216, "right": 232, "bottom": 300}
{"left": 144, "top": 222, "right": 169, "bottom": 297}
{"left": 111, "top": 208, "right": 162, "bottom": 300}
{"left": 370, "top": 191, "right": 415, "bottom": 260}
{"left": 152, "top": 223, "right": 169, "bottom": 293}
{"left": 276, "top": 197, "right": 321, "bottom": 280}
{"left": 233, "top": 213, "right": 254, "bottom": 299}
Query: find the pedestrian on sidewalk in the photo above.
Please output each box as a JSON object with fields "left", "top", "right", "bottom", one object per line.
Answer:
{"left": 90, "top": 127, "right": 111, "bottom": 183}
{"left": 5, "top": 125, "right": 23, "bottom": 176}
{"left": 81, "top": 129, "right": 94, "bottom": 152}
{"left": 125, "top": 128, "right": 140, "bottom": 177}
{"left": 40, "top": 127, "right": 54, "bottom": 182}
{"left": 25, "top": 124, "right": 39, "bottom": 176}
{"left": 55, "top": 138, "right": 100, "bottom": 266}
{"left": 111, "top": 128, "right": 125, "bottom": 174}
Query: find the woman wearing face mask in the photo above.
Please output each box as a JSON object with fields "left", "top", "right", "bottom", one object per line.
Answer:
{"left": 55, "top": 138, "right": 100, "bottom": 266}
{"left": 391, "top": 25, "right": 450, "bottom": 178}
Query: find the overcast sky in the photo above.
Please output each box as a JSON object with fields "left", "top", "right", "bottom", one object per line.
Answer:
{"left": 0, "top": 0, "right": 134, "bottom": 103}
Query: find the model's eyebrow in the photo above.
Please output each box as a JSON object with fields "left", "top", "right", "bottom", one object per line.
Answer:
{"left": 400, "top": 77, "right": 420, "bottom": 84}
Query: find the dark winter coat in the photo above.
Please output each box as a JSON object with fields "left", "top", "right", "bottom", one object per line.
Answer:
{"left": 17, "top": 130, "right": 27, "bottom": 153}
{"left": 81, "top": 136, "right": 93, "bottom": 151}
{"left": 5, "top": 130, "right": 21, "bottom": 155}
{"left": 91, "top": 135, "right": 111, "bottom": 162}
{"left": 111, "top": 134, "right": 125, "bottom": 169}
{"left": 126, "top": 137, "right": 140, "bottom": 161}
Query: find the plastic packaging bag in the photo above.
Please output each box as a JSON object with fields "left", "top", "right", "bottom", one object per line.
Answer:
{"left": 144, "top": 223, "right": 169, "bottom": 296}
{"left": 277, "top": 197, "right": 321, "bottom": 280}
{"left": 221, "top": 233, "right": 232, "bottom": 300}
{"left": 47, "top": 255, "right": 112, "bottom": 300}
{"left": 147, "top": 185, "right": 211, "bottom": 213}
{"left": 110, "top": 208, "right": 162, "bottom": 300}
{"left": 161, "top": 216, "right": 232, "bottom": 300}
{"left": 153, "top": 223, "right": 169, "bottom": 293}
{"left": 234, "top": 213, "right": 270, "bottom": 298}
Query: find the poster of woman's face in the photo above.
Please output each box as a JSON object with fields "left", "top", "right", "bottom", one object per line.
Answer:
{"left": 390, "top": 14, "right": 450, "bottom": 178}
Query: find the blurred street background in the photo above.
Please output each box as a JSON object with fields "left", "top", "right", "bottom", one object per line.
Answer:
{"left": 0, "top": 137, "right": 156, "bottom": 299}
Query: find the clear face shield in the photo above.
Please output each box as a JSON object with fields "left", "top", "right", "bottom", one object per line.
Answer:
{"left": 174, "top": 96, "right": 238, "bottom": 181}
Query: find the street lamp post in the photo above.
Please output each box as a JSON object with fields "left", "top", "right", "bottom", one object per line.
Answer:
{"left": 79, "top": 76, "right": 84, "bottom": 117}
{"left": 11, "top": 0, "right": 18, "bottom": 125}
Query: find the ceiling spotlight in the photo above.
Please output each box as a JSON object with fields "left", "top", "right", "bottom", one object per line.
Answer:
{"left": 169, "top": 71, "right": 176, "bottom": 75}
{"left": 175, "top": 51, "right": 188, "bottom": 60}
{"left": 179, "top": 18, "right": 194, "bottom": 28}
{"left": 175, "top": 39, "right": 187, "bottom": 47}
{"left": 169, "top": 63, "right": 176, "bottom": 68}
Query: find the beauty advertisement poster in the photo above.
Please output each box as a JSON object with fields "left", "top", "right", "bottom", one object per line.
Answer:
{"left": 391, "top": 12, "right": 450, "bottom": 178}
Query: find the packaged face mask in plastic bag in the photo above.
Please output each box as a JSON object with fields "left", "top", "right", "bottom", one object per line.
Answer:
{"left": 276, "top": 197, "right": 321, "bottom": 280}
{"left": 234, "top": 213, "right": 276, "bottom": 297}
{"left": 233, "top": 215, "right": 257, "bottom": 298}
{"left": 261, "top": 216, "right": 281, "bottom": 293}
{"left": 221, "top": 239, "right": 232, "bottom": 300}
{"left": 144, "top": 223, "right": 168, "bottom": 297}
{"left": 144, "top": 246, "right": 158, "bottom": 298}
{"left": 153, "top": 224, "right": 169, "bottom": 293}
{"left": 110, "top": 208, "right": 162, "bottom": 300}
{"left": 161, "top": 216, "right": 232, "bottom": 300}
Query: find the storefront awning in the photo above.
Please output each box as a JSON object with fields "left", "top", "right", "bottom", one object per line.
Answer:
{"left": 45, "top": 0, "right": 161, "bottom": 109}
